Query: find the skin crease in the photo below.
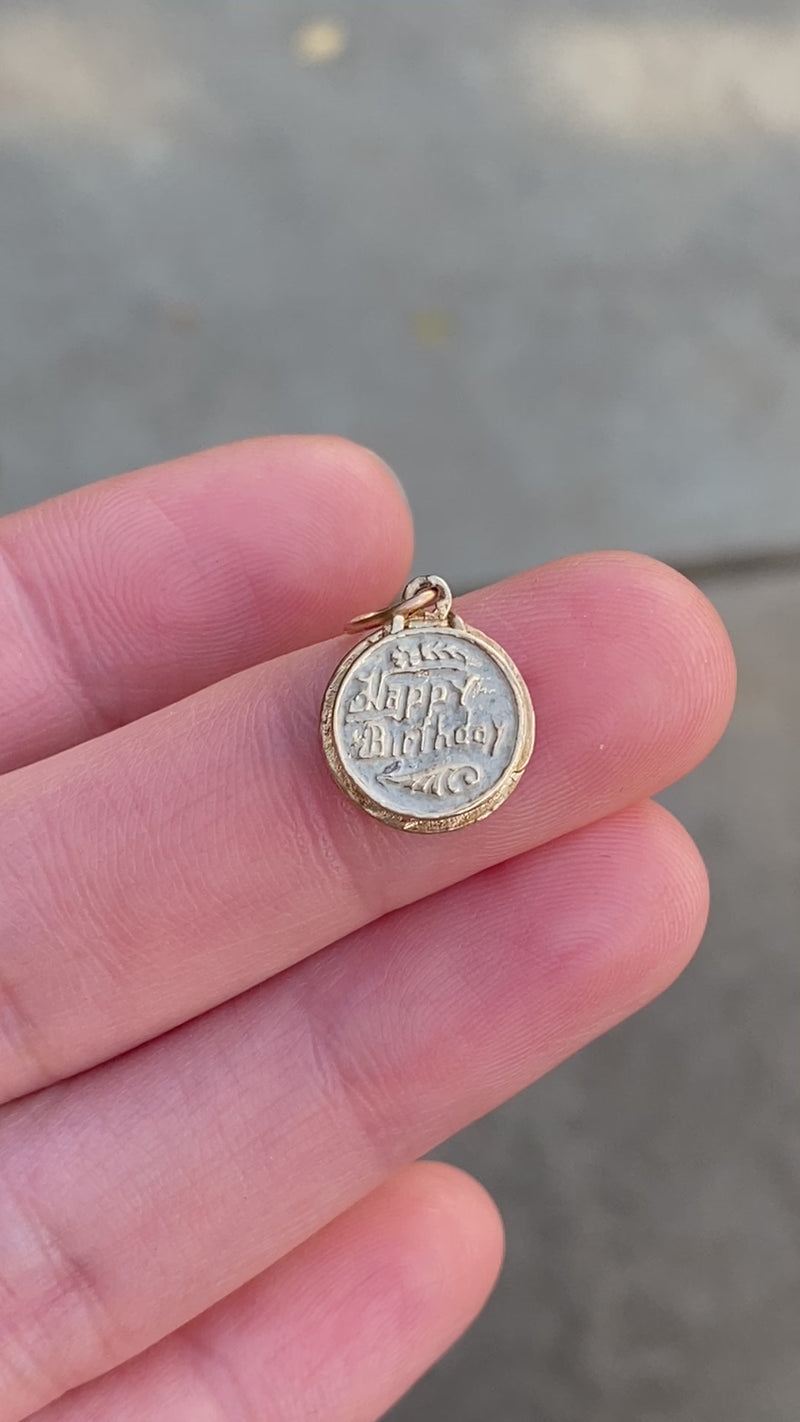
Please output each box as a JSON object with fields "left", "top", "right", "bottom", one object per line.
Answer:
{"left": 0, "top": 440, "right": 736, "bottom": 1422}
{"left": 33, "top": 1164, "right": 507, "bottom": 1422}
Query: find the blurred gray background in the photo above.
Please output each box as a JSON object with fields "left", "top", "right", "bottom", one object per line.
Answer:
{"left": 1, "top": 1, "right": 798, "bottom": 1417}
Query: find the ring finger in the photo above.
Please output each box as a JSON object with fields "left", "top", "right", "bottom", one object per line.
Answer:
{"left": 0, "top": 801, "right": 706, "bottom": 1418}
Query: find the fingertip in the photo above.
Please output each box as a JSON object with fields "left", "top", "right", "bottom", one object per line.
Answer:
{"left": 160, "top": 434, "right": 415, "bottom": 632}
{"left": 472, "top": 800, "right": 713, "bottom": 1072}
{"left": 474, "top": 551, "right": 736, "bottom": 813}
{"left": 566, "top": 800, "right": 710, "bottom": 1023}
{"left": 590, "top": 552, "right": 737, "bottom": 759}
{"left": 632, "top": 798, "right": 711, "bottom": 990}
{"left": 298, "top": 435, "right": 411, "bottom": 513}
{"left": 249, "top": 435, "right": 415, "bottom": 617}
{"left": 603, "top": 551, "right": 737, "bottom": 749}
{"left": 385, "top": 1162, "right": 505, "bottom": 1327}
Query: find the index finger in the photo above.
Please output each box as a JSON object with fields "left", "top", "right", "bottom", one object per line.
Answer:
{"left": 0, "top": 436, "right": 412, "bottom": 772}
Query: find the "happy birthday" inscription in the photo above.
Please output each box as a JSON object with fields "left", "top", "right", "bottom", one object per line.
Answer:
{"left": 332, "top": 629, "right": 521, "bottom": 817}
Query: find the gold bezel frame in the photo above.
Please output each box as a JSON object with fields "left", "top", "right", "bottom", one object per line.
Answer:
{"left": 320, "top": 622, "right": 535, "bottom": 833}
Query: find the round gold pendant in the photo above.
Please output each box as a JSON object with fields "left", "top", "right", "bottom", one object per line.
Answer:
{"left": 320, "top": 576, "right": 535, "bottom": 833}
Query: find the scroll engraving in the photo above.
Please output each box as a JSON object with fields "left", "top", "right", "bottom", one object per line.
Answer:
{"left": 377, "top": 763, "right": 481, "bottom": 798}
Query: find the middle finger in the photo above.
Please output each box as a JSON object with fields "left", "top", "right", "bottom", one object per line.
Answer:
{"left": 0, "top": 553, "right": 733, "bottom": 1100}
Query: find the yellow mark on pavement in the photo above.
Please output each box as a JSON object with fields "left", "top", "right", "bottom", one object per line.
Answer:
{"left": 411, "top": 310, "right": 457, "bottom": 348}
{"left": 292, "top": 20, "right": 348, "bottom": 66}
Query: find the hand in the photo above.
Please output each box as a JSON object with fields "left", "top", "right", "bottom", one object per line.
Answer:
{"left": 0, "top": 438, "right": 735, "bottom": 1421}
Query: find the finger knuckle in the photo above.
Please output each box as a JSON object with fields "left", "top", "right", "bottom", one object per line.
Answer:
{"left": 0, "top": 1175, "right": 119, "bottom": 1413}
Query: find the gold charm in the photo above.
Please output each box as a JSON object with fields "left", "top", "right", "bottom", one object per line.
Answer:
{"left": 320, "top": 575, "right": 535, "bottom": 833}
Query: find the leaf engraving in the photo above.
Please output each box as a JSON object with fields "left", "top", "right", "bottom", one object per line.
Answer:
{"left": 389, "top": 640, "right": 481, "bottom": 672}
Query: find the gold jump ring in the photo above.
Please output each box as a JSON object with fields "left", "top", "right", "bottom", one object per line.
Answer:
{"left": 345, "top": 576, "right": 451, "bottom": 633}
